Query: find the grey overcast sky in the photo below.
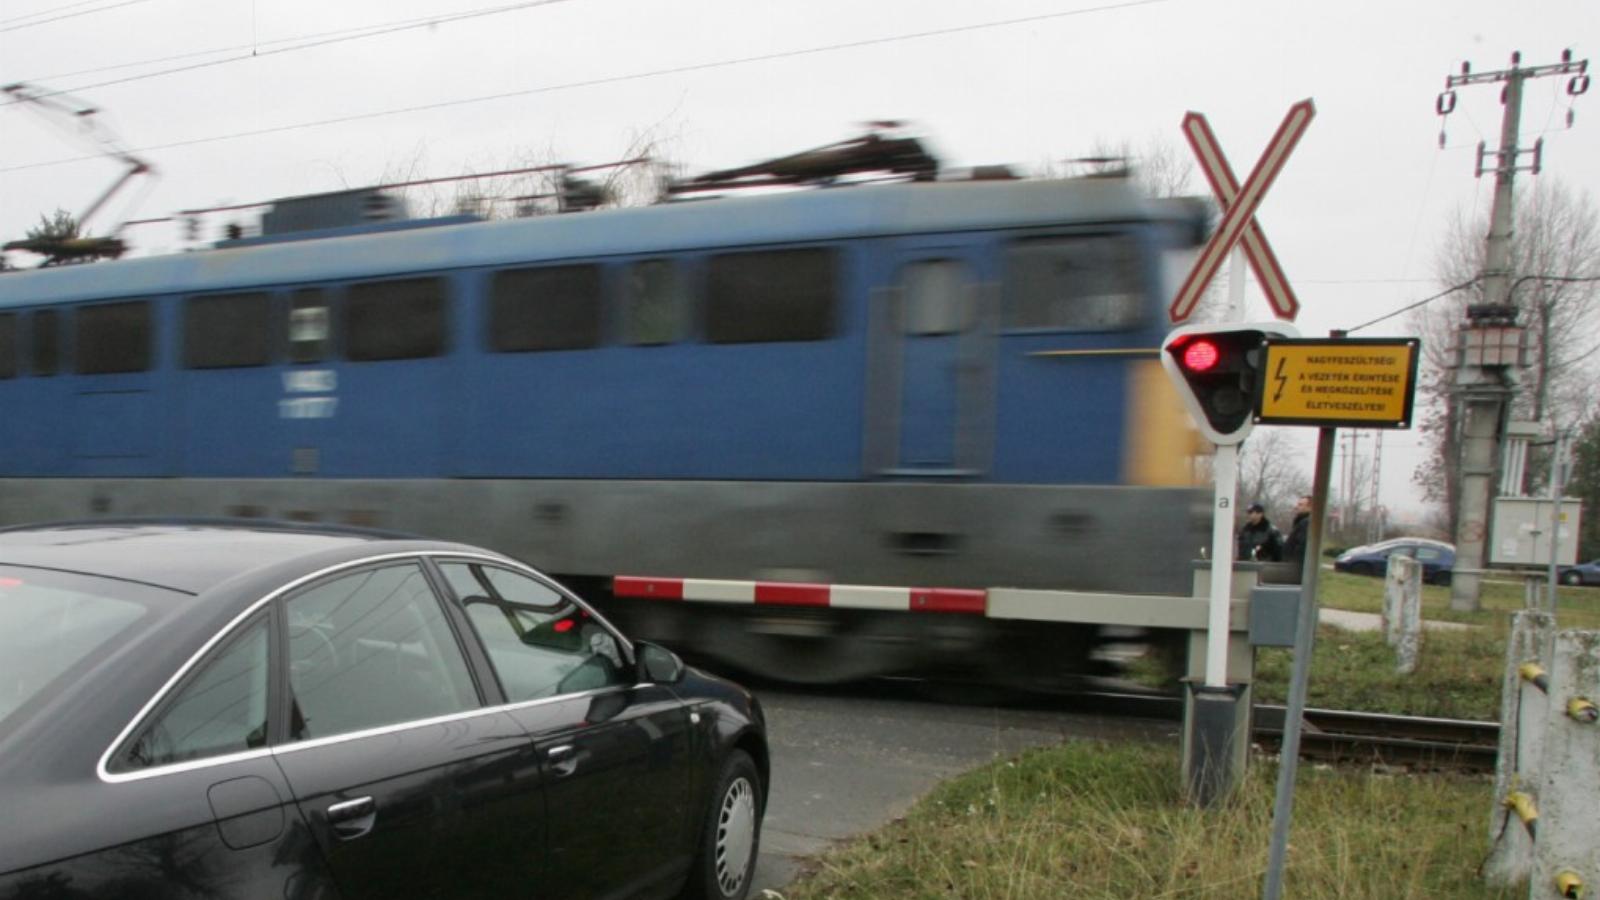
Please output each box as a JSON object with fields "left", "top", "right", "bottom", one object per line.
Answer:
{"left": 2, "top": 0, "right": 1596, "bottom": 517}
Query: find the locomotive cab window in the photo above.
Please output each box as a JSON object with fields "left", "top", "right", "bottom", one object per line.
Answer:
{"left": 344, "top": 278, "right": 447, "bottom": 361}
{"left": 76, "top": 300, "right": 152, "bottom": 374}
{"left": 28, "top": 310, "right": 60, "bottom": 377}
{"left": 0, "top": 313, "right": 17, "bottom": 379}
{"left": 489, "top": 264, "right": 602, "bottom": 352}
{"left": 289, "top": 289, "right": 332, "bottom": 364}
{"left": 901, "top": 260, "right": 972, "bottom": 336}
{"left": 706, "top": 248, "right": 838, "bottom": 343}
{"left": 1002, "top": 235, "right": 1146, "bottom": 331}
{"left": 184, "top": 292, "right": 275, "bottom": 369}
{"left": 620, "top": 259, "right": 686, "bottom": 346}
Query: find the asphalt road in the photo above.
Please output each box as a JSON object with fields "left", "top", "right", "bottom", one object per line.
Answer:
{"left": 744, "top": 682, "right": 1172, "bottom": 896}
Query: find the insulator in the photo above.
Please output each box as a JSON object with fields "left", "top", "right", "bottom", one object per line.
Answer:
{"left": 1568, "top": 107, "right": 1576, "bottom": 129}
{"left": 1461, "top": 61, "right": 1471, "bottom": 75}
{"left": 1563, "top": 49, "right": 1572, "bottom": 63}
{"left": 1511, "top": 50, "right": 1521, "bottom": 65}
{"left": 1438, "top": 129, "right": 1447, "bottom": 149}
{"left": 1569, "top": 73, "right": 1590, "bottom": 96}
{"left": 1436, "top": 91, "right": 1457, "bottom": 115}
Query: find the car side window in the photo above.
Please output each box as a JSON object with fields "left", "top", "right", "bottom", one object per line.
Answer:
{"left": 285, "top": 563, "right": 479, "bottom": 741}
{"left": 440, "top": 563, "right": 627, "bottom": 703}
{"left": 114, "top": 615, "right": 270, "bottom": 772}
{"left": 1414, "top": 547, "right": 1442, "bottom": 562}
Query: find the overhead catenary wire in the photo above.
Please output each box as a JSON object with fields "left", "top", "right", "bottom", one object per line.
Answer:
{"left": 0, "top": 0, "right": 585, "bottom": 106}
{"left": 0, "top": 0, "right": 1175, "bottom": 174}
{"left": 0, "top": 0, "right": 131, "bottom": 27}
{"left": 0, "top": 0, "right": 156, "bottom": 33}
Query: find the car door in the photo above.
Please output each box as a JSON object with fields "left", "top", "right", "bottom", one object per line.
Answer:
{"left": 435, "top": 560, "right": 696, "bottom": 900}
{"left": 96, "top": 612, "right": 338, "bottom": 899}
{"left": 269, "top": 560, "right": 545, "bottom": 900}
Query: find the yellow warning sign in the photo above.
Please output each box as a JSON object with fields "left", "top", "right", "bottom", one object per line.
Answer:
{"left": 1255, "top": 338, "right": 1420, "bottom": 428}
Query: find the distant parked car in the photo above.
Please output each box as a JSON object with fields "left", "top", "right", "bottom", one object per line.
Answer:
{"left": 1334, "top": 538, "right": 1456, "bottom": 586}
{"left": 1559, "top": 559, "right": 1600, "bottom": 587}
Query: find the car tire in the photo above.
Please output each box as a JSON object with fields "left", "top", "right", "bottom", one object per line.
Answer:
{"left": 1565, "top": 571, "right": 1584, "bottom": 586}
{"left": 682, "top": 749, "right": 763, "bottom": 900}
{"left": 1353, "top": 562, "right": 1376, "bottom": 577}
{"left": 1432, "top": 571, "right": 1452, "bottom": 587}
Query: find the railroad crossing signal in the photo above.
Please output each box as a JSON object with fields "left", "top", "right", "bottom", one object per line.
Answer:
{"left": 1160, "top": 321, "right": 1298, "bottom": 445}
{"left": 1169, "top": 99, "right": 1316, "bottom": 324}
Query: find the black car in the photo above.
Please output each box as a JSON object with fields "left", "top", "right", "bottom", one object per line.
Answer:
{"left": 0, "top": 521, "right": 768, "bottom": 900}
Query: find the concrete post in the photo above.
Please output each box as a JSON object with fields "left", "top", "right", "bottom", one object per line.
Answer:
{"left": 1531, "top": 630, "right": 1600, "bottom": 900}
{"left": 1382, "top": 555, "right": 1422, "bottom": 674}
{"left": 1486, "top": 610, "right": 1555, "bottom": 885}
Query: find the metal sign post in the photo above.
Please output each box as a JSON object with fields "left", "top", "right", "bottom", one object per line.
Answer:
{"left": 1257, "top": 331, "right": 1419, "bottom": 897}
{"left": 1261, "top": 423, "right": 1336, "bottom": 900}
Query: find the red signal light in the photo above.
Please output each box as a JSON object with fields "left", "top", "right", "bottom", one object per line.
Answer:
{"left": 553, "top": 619, "right": 575, "bottom": 633}
{"left": 1182, "top": 339, "right": 1221, "bottom": 372}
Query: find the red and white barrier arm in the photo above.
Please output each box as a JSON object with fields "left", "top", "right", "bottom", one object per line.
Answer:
{"left": 612, "top": 576, "right": 987, "bottom": 615}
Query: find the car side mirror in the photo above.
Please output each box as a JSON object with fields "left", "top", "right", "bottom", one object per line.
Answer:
{"left": 636, "top": 642, "right": 685, "bottom": 684}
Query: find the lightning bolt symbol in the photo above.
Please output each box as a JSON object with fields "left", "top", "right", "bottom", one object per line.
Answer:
{"left": 1272, "top": 357, "right": 1289, "bottom": 403}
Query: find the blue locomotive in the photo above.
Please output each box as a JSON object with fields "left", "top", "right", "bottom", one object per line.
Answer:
{"left": 0, "top": 148, "right": 1210, "bottom": 684}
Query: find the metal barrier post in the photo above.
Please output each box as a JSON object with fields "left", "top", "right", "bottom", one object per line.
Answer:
{"left": 1485, "top": 610, "right": 1555, "bottom": 885}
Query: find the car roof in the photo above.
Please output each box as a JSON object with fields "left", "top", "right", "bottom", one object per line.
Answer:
{"left": 0, "top": 520, "right": 421, "bottom": 594}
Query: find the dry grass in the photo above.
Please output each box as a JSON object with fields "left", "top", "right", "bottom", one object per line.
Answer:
{"left": 784, "top": 741, "right": 1517, "bottom": 900}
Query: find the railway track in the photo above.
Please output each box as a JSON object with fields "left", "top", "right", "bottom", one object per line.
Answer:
{"left": 1069, "top": 690, "right": 1501, "bottom": 773}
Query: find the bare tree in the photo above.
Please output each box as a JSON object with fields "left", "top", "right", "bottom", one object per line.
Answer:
{"left": 1410, "top": 179, "right": 1600, "bottom": 529}
{"left": 1236, "top": 428, "right": 1310, "bottom": 526}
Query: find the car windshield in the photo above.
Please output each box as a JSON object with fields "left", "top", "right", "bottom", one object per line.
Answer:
{"left": 0, "top": 565, "right": 170, "bottom": 732}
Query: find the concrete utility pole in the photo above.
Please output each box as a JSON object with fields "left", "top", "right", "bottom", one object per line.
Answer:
{"left": 1435, "top": 51, "right": 1588, "bottom": 612}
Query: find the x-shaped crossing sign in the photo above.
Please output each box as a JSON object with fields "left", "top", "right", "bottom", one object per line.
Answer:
{"left": 1169, "top": 99, "right": 1315, "bottom": 323}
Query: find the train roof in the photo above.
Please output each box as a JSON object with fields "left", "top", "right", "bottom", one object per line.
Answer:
{"left": 0, "top": 177, "right": 1197, "bottom": 307}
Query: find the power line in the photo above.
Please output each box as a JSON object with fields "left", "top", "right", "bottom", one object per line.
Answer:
{"left": 0, "top": 0, "right": 583, "bottom": 107}
{"left": 0, "top": 0, "right": 156, "bottom": 33}
{"left": 0, "top": 0, "right": 1175, "bottom": 174}
{"left": 1343, "top": 278, "right": 1482, "bottom": 334}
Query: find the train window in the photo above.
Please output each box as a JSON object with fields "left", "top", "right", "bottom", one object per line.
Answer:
{"left": 900, "top": 260, "right": 972, "bottom": 336}
{"left": 344, "top": 278, "right": 447, "bottom": 361}
{"left": 29, "top": 310, "right": 60, "bottom": 377}
{"left": 184, "top": 292, "right": 275, "bottom": 369}
{"left": 489, "top": 265, "right": 602, "bottom": 352}
{"left": 76, "top": 301, "right": 152, "bottom": 375}
{"left": 706, "top": 248, "right": 837, "bottom": 343}
{"left": 289, "top": 289, "right": 332, "bottom": 364}
{"left": 620, "top": 259, "right": 686, "bottom": 346}
{"left": 1002, "top": 235, "right": 1146, "bottom": 331}
{"left": 0, "top": 314, "right": 16, "bottom": 379}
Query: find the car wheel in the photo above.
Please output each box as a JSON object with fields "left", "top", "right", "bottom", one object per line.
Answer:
{"left": 683, "top": 749, "right": 763, "bottom": 900}
{"left": 1352, "top": 562, "right": 1377, "bottom": 577}
{"left": 1432, "top": 571, "right": 1452, "bottom": 587}
{"left": 1565, "top": 571, "right": 1584, "bottom": 586}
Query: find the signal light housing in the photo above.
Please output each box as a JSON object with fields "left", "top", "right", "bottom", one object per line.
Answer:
{"left": 1161, "top": 322, "right": 1299, "bottom": 445}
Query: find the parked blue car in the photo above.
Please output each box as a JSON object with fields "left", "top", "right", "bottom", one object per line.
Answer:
{"left": 1559, "top": 559, "right": 1600, "bottom": 587}
{"left": 1334, "top": 539, "right": 1456, "bottom": 585}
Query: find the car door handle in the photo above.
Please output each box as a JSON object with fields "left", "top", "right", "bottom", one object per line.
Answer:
{"left": 326, "top": 796, "right": 376, "bottom": 840}
{"left": 546, "top": 744, "right": 579, "bottom": 778}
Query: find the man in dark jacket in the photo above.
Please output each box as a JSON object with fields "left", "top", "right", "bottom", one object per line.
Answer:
{"left": 1282, "top": 495, "right": 1313, "bottom": 566}
{"left": 1237, "top": 502, "right": 1284, "bottom": 562}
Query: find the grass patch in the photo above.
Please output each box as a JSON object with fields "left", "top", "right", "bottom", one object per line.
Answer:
{"left": 1252, "top": 625, "right": 1503, "bottom": 719}
{"left": 1126, "top": 574, "right": 1600, "bottom": 719}
{"left": 785, "top": 741, "right": 1514, "bottom": 900}
{"left": 1317, "top": 570, "right": 1600, "bottom": 629}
